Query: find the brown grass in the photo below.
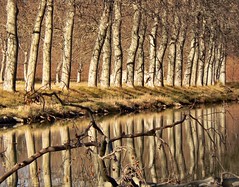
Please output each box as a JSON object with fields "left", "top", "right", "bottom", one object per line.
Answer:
{"left": 0, "top": 81, "right": 238, "bottom": 119}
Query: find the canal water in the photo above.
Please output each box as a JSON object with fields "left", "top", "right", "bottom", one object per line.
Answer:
{"left": 0, "top": 103, "right": 239, "bottom": 186}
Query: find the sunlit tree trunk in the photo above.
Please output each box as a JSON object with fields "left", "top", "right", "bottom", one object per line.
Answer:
{"left": 135, "top": 17, "right": 146, "bottom": 86}
{"left": 112, "top": 0, "right": 123, "bottom": 87}
{"left": 196, "top": 18, "right": 206, "bottom": 86}
{"left": 3, "top": 132, "right": 17, "bottom": 186}
{"left": 190, "top": 37, "right": 199, "bottom": 86}
{"left": 175, "top": 20, "right": 186, "bottom": 87}
{"left": 218, "top": 45, "right": 226, "bottom": 85}
{"left": 55, "top": 61, "right": 62, "bottom": 84}
{"left": 155, "top": 10, "right": 168, "bottom": 87}
{"left": 147, "top": 15, "right": 158, "bottom": 87}
{"left": 204, "top": 28, "right": 215, "bottom": 86}
{"left": 0, "top": 39, "right": 6, "bottom": 82}
{"left": 23, "top": 51, "right": 28, "bottom": 82}
{"left": 60, "top": 0, "right": 75, "bottom": 89}
{"left": 42, "top": 129, "right": 52, "bottom": 186}
{"left": 183, "top": 34, "right": 196, "bottom": 86}
{"left": 100, "top": 13, "right": 112, "bottom": 88}
{"left": 42, "top": 0, "right": 53, "bottom": 89}
{"left": 126, "top": 1, "right": 141, "bottom": 87}
{"left": 3, "top": 0, "right": 18, "bottom": 92}
{"left": 25, "top": 129, "right": 40, "bottom": 186}
{"left": 25, "top": 0, "right": 47, "bottom": 92}
{"left": 76, "top": 62, "right": 83, "bottom": 83}
{"left": 167, "top": 14, "right": 178, "bottom": 86}
{"left": 88, "top": 1, "right": 111, "bottom": 87}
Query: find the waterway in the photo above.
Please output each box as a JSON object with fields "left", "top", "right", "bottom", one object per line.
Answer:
{"left": 0, "top": 103, "right": 239, "bottom": 186}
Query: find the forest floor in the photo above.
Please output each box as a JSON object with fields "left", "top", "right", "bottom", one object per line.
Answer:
{"left": 0, "top": 81, "right": 238, "bottom": 127}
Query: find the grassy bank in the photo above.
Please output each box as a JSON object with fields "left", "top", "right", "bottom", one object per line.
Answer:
{"left": 0, "top": 81, "right": 238, "bottom": 124}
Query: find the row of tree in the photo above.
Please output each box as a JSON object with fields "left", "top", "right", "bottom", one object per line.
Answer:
{"left": 1, "top": 0, "right": 239, "bottom": 92}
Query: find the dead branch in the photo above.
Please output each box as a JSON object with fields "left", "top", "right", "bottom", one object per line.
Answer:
{"left": 109, "top": 114, "right": 187, "bottom": 143}
{"left": 0, "top": 141, "right": 99, "bottom": 184}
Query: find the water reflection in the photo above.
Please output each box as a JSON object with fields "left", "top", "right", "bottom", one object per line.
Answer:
{"left": 0, "top": 104, "right": 237, "bottom": 186}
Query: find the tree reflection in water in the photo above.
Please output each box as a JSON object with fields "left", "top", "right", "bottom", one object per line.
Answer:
{"left": 0, "top": 104, "right": 237, "bottom": 186}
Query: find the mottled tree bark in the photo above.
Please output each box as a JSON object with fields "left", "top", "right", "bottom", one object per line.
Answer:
{"left": 135, "top": 16, "right": 146, "bottom": 86}
{"left": 60, "top": 0, "right": 75, "bottom": 89}
{"left": 155, "top": 10, "right": 168, "bottom": 87}
{"left": 3, "top": 0, "right": 18, "bottom": 92}
{"left": 0, "top": 39, "right": 6, "bottom": 82}
{"left": 88, "top": 1, "right": 111, "bottom": 87}
{"left": 147, "top": 15, "right": 158, "bottom": 87}
{"left": 100, "top": 12, "right": 112, "bottom": 88}
{"left": 183, "top": 35, "right": 196, "bottom": 86}
{"left": 126, "top": 1, "right": 141, "bottom": 87}
{"left": 175, "top": 19, "right": 186, "bottom": 87}
{"left": 42, "top": 0, "right": 53, "bottom": 89}
{"left": 25, "top": 0, "right": 47, "bottom": 92}
{"left": 112, "top": 0, "right": 123, "bottom": 87}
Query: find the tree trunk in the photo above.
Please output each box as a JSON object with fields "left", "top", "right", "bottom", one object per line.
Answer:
{"left": 88, "top": 1, "right": 111, "bottom": 87}
{"left": 135, "top": 16, "right": 146, "bottom": 87}
{"left": 155, "top": 10, "right": 168, "bottom": 87}
{"left": 183, "top": 35, "right": 196, "bottom": 86}
{"left": 218, "top": 46, "right": 226, "bottom": 85}
{"left": 196, "top": 18, "right": 206, "bottom": 86}
{"left": 76, "top": 63, "right": 83, "bottom": 83}
{"left": 100, "top": 15, "right": 112, "bottom": 88}
{"left": 190, "top": 37, "right": 199, "bottom": 86}
{"left": 167, "top": 10, "right": 180, "bottom": 86}
{"left": 148, "top": 13, "right": 159, "bottom": 87}
{"left": 175, "top": 20, "right": 186, "bottom": 87}
{"left": 147, "top": 15, "right": 158, "bottom": 87}
{"left": 167, "top": 32, "right": 177, "bottom": 86}
{"left": 126, "top": 1, "right": 141, "bottom": 87}
{"left": 55, "top": 61, "right": 62, "bottom": 84}
{"left": 0, "top": 39, "right": 6, "bottom": 82}
{"left": 60, "top": 0, "right": 75, "bottom": 89}
{"left": 25, "top": 0, "right": 47, "bottom": 92}
{"left": 3, "top": 0, "right": 18, "bottom": 92}
{"left": 42, "top": 0, "right": 53, "bottom": 89}
{"left": 23, "top": 51, "right": 28, "bottom": 82}
{"left": 112, "top": 0, "right": 123, "bottom": 87}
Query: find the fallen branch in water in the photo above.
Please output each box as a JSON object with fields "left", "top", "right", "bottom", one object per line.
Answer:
{"left": 109, "top": 114, "right": 187, "bottom": 143}
{"left": 0, "top": 141, "right": 99, "bottom": 184}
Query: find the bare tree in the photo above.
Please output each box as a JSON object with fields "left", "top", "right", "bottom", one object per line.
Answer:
{"left": 0, "top": 38, "right": 6, "bottom": 82}
{"left": 126, "top": 0, "right": 141, "bottom": 87}
{"left": 42, "top": 0, "right": 53, "bottom": 89}
{"left": 60, "top": 0, "right": 75, "bottom": 89}
{"left": 100, "top": 8, "right": 112, "bottom": 88}
{"left": 3, "top": 0, "right": 18, "bottom": 92}
{"left": 25, "top": 0, "right": 47, "bottom": 92}
{"left": 88, "top": 1, "right": 111, "bottom": 87}
{"left": 112, "top": 0, "right": 123, "bottom": 87}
